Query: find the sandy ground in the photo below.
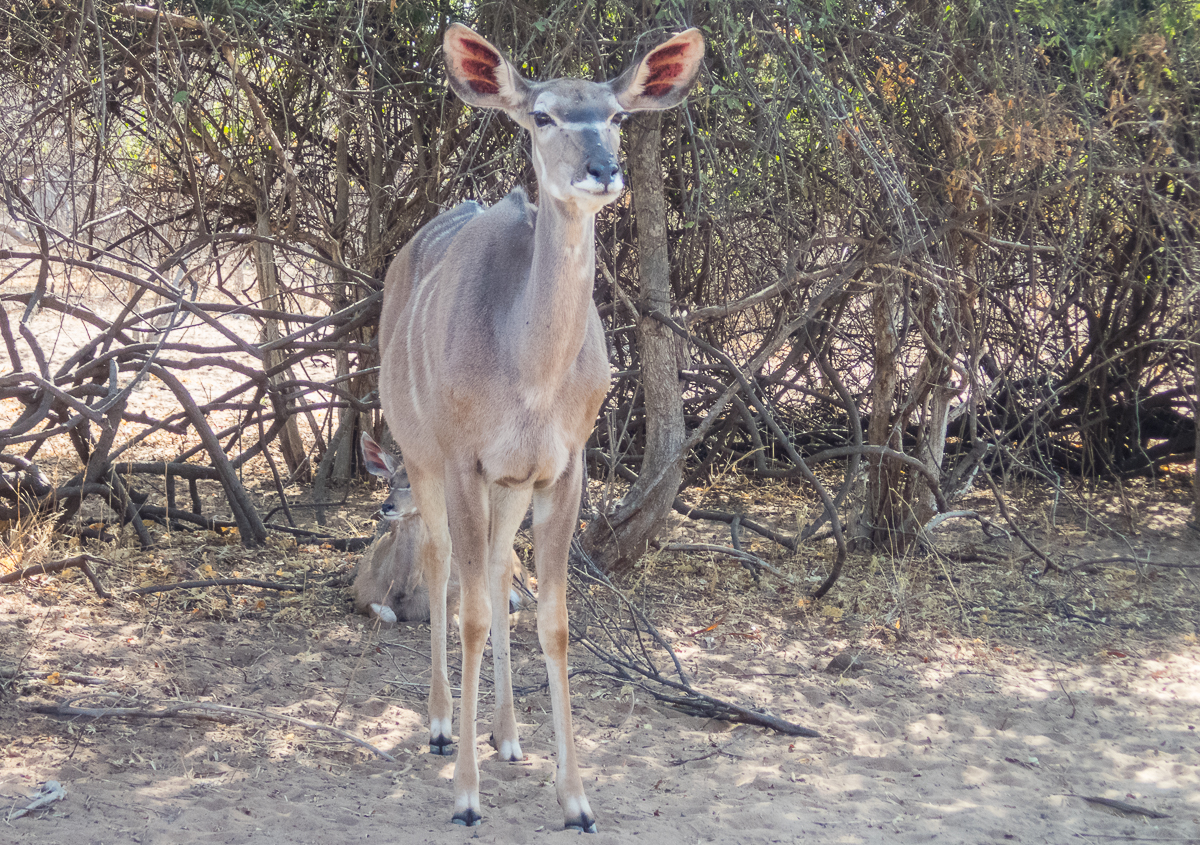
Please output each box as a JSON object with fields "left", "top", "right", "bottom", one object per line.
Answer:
{"left": 3, "top": 258, "right": 1200, "bottom": 844}
{"left": 3, "top": 516, "right": 1199, "bottom": 845}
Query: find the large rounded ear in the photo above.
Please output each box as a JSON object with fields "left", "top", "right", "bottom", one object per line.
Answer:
{"left": 613, "top": 28, "right": 705, "bottom": 111}
{"left": 443, "top": 23, "right": 530, "bottom": 113}
{"left": 360, "top": 432, "right": 398, "bottom": 480}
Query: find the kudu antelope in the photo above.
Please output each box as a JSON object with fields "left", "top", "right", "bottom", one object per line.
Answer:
{"left": 377, "top": 23, "right": 704, "bottom": 831}
{"left": 352, "top": 432, "right": 529, "bottom": 625}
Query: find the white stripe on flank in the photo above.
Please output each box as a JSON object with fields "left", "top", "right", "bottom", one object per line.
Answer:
{"left": 407, "top": 261, "right": 444, "bottom": 420}
{"left": 401, "top": 209, "right": 476, "bottom": 425}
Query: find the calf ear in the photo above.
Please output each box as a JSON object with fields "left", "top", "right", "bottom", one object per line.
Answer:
{"left": 360, "top": 433, "right": 397, "bottom": 479}
{"left": 443, "top": 23, "right": 530, "bottom": 113}
{"left": 613, "top": 28, "right": 705, "bottom": 111}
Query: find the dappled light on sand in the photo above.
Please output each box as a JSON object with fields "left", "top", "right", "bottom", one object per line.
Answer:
{"left": 4, "top": 490, "right": 1198, "bottom": 842}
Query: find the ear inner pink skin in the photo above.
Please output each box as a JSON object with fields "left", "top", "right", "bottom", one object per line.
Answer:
{"left": 643, "top": 79, "right": 677, "bottom": 97}
{"left": 642, "top": 43, "right": 693, "bottom": 96}
{"left": 646, "top": 61, "right": 683, "bottom": 80}
{"left": 459, "top": 37, "right": 499, "bottom": 61}
{"left": 466, "top": 73, "right": 499, "bottom": 94}
{"left": 458, "top": 37, "right": 501, "bottom": 93}
{"left": 648, "top": 42, "right": 689, "bottom": 63}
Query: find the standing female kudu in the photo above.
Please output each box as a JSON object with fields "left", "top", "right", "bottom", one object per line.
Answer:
{"left": 378, "top": 22, "right": 703, "bottom": 831}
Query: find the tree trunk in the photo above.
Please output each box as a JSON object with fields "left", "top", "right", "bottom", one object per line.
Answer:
{"left": 909, "top": 278, "right": 963, "bottom": 529}
{"left": 861, "top": 271, "right": 906, "bottom": 553}
{"left": 254, "top": 202, "right": 310, "bottom": 482}
{"left": 1193, "top": 299, "right": 1200, "bottom": 529}
{"left": 329, "top": 81, "right": 357, "bottom": 487}
{"left": 579, "top": 115, "right": 684, "bottom": 574}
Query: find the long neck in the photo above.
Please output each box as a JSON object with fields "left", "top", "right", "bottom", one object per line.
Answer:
{"left": 510, "top": 194, "right": 598, "bottom": 408}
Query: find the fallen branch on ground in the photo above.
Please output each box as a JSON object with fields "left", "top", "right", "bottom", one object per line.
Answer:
{"left": 0, "top": 668, "right": 111, "bottom": 684}
{"left": 569, "top": 539, "right": 819, "bottom": 738}
{"left": 0, "top": 554, "right": 113, "bottom": 599}
{"left": 593, "top": 452, "right": 802, "bottom": 554}
{"left": 126, "top": 577, "right": 306, "bottom": 596}
{"left": 672, "top": 498, "right": 798, "bottom": 551}
{"left": 920, "top": 509, "right": 1008, "bottom": 542}
{"left": 658, "top": 542, "right": 795, "bottom": 583}
{"left": 1069, "top": 556, "right": 1200, "bottom": 571}
{"left": 34, "top": 694, "right": 396, "bottom": 762}
{"left": 1075, "top": 795, "right": 1169, "bottom": 819}
{"left": 981, "top": 473, "right": 1058, "bottom": 572}
{"left": 6, "top": 780, "right": 66, "bottom": 822}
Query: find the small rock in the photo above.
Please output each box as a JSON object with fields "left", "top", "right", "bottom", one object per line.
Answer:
{"left": 825, "top": 652, "right": 869, "bottom": 674}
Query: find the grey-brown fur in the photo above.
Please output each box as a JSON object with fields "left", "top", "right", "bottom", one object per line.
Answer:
{"left": 352, "top": 524, "right": 530, "bottom": 625}
{"left": 350, "top": 509, "right": 430, "bottom": 625}
{"left": 377, "top": 22, "right": 704, "bottom": 832}
{"left": 353, "top": 433, "right": 529, "bottom": 626}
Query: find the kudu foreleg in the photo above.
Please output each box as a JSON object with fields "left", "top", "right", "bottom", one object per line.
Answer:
{"left": 532, "top": 453, "right": 596, "bottom": 833}
{"left": 488, "top": 487, "right": 532, "bottom": 762}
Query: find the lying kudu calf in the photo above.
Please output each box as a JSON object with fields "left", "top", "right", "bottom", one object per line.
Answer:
{"left": 352, "top": 433, "right": 531, "bottom": 625}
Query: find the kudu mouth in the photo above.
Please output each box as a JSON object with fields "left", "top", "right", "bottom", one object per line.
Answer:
{"left": 572, "top": 175, "right": 625, "bottom": 199}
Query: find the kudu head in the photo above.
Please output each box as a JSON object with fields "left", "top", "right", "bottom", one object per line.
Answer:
{"left": 443, "top": 23, "right": 705, "bottom": 213}
{"left": 360, "top": 432, "right": 419, "bottom": 523}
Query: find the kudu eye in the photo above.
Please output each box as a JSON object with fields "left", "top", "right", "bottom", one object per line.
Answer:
{"left": 532, "top": 111, "right": 555, "bottom": 128}
{"left": 611, "top": 111, "right": 630, "bottom": 127}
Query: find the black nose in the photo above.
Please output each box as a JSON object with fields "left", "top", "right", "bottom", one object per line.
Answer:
{"left": 589, "top": 162, "right": 621, "bottom": 188}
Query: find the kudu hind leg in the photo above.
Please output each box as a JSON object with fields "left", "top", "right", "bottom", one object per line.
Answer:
{"left": 487, "top": 486, "right": 532, "bottom": 762}
{"left": 532, "top": 455, "right": 596, "bottom": 833}
{"left": 424, "top": 530, "right": 454, "bottom": 755}
{"left": 406, "top": 469, "right": 454, "bottom": 756}
{"left": 443, "top": 463, "right": 492, "bottom": 827}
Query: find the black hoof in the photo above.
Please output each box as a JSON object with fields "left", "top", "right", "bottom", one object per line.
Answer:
{"left": 565, "top": 816, "right": 598, "bottom": 834}
{"left": 452, "top": 809, "right": 483, "bottom": 827}
{"left": 430, "top": 736, "right": 453, "bottom": 756}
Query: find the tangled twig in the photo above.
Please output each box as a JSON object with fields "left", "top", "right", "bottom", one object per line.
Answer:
{"left": 569, "top": 540, "right": 819, "bottom": 738}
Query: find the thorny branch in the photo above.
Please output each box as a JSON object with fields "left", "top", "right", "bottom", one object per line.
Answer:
{"left": 568, "top": 540, "right": 820, "bottom": 737}
{"left": 2, "top": 0, "right": 1196, "bottom": 602}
